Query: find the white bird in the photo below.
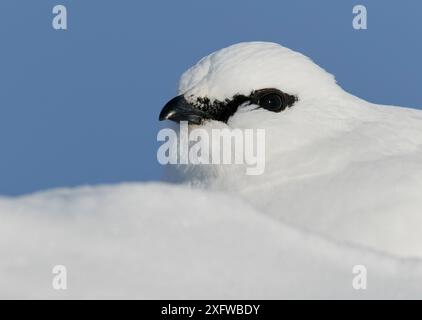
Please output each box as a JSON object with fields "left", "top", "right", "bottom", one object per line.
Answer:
{"left": 160, "top": 42, "right": 422, "bottom": 258}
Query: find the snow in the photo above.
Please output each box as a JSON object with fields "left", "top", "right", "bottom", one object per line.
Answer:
{"left": 1, "top": 183, "right": 421, "bottom": 299}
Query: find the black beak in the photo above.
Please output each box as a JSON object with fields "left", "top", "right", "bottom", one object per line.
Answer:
{"left": 159, "top": 95, "right": 211, "bottom": 125}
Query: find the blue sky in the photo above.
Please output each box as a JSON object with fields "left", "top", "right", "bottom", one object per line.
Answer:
{"left": 0, "top": 0, "right": 421, "bottom": 195}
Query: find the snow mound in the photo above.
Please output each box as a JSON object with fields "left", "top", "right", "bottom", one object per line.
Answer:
{"left": 1, "top": 183, "right": 421, "bottom": 299}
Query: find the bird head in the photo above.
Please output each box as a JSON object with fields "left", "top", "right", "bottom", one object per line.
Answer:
{"left": 160, "top": 42, "right": 342, "bottom": 128}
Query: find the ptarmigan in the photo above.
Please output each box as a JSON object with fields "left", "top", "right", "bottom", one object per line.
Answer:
{"left": 160, "top": 42, "right": 422, "bottom": 258}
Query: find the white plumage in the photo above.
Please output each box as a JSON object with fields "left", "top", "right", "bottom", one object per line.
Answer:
{"left": 169, "top": 42, "right": 422, "bottom": 258}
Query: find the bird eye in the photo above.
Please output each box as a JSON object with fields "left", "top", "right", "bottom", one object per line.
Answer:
{"left": 259, "top": 93, "right": 285, "bottom": 112}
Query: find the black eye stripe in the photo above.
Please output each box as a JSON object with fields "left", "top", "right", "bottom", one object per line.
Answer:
{"left": 251, "top": 89, "right": 297, "bottom": 113}
{"left": 192, "top": 88, "right": 297, "bottom": 123}
{"left": 251, "top": 89, "right": 297, "bottom": 106}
